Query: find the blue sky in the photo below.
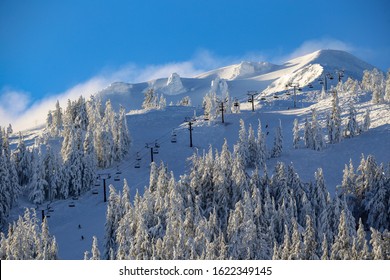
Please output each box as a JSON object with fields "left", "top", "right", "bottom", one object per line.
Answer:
{"left": 0, "top": 0, "right": 389, "bottom": 128}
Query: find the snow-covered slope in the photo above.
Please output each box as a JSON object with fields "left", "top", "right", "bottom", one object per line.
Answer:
{"left": 94, "top": 50, "right": 376, "bottom": 113}
{"left": 5, "top": 49, "right": 389, "bottom": 260}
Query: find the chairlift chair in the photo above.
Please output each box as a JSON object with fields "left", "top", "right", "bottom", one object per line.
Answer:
{"left": 248, "top": 98, "right": 253, "bottom": 102}
{"left": 68, "top": 202, "right": 76, "bottom": 208}
{"left": 260, "top": 97, "right": 266, "bottom": 101}
{"left": 171, "top": 134, "right": 177, "bottom": 143}
{"left": 308, "top": 83, "right": 313, "bottom": 88}
{"left": 136, "top": 152, "right": 141, "bottom": 161}
{"left": 134, "top": 162, "right": 141, "bottom": 168}
{"left": 154, "top": 141, "right": 160, "bottom": 148}
{"left": 153, "top": 147, "right": 159, "bottom": 154}
{"left": 92, "top": 189, "right": 99, "bottom": 195}
{"left": 273, "top": 95, "right": 279, "bottom": 99}
{"left": 114, "top": 175, "right": 120, "bottom": 182}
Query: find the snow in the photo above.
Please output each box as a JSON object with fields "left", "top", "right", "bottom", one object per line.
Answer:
{"left": 5, "top": 49, "right": 390, "bottom": 259}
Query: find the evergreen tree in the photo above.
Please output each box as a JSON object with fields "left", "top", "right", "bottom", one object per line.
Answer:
{"left": 256, "top": 119, "right": 267, "bottom": 168}
{"left": 344, "top": 102, "right": 359, "bottom": 138}
{"left": 362, "top": 109, "right": 370, "bottom": 132}
{"left": 303, "top": 215, "right": 318, "bottom": 260}
{"left": 293, "top": 118, "right": 300, "bottom": 149}
{"left": 330, "top": 209, "right": 354, "bottom": 260}
{"left": 304, "top": 117, "right": 313, "bottom": 148}
{"left": 247, "top": 124, "right": 257, "bottom": 167}
{"left": 329, "top": 89, "right": 342, "bottom": 143}
{"left": 385, "top": 69, "right": 390, "bottom": 102}
{"left": 28, "top": 149, "right": 48, "bottom": 205}
{"left": 104, "top": 185, "right": 121, "bottom": 259}
{"left": 271, "top": 120, "right": 283, "bottom": 158}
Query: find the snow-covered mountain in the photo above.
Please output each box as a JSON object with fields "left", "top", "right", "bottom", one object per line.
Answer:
{"left": 4, "top": 49, "right": 390, "bottom": 260}
{"left": 95, "top": 49, "right": 376, "bottom": 112}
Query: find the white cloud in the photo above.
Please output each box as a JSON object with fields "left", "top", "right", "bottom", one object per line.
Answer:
{"left": 276, "top": 38, "right": 353, "bottom": 63}
{"left": 0, "top": 54, "right": 225, "bottom": 131}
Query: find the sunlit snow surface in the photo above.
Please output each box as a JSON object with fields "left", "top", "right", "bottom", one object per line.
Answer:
{"left": 7, "top": 49, "right": 389, "bottom": 259}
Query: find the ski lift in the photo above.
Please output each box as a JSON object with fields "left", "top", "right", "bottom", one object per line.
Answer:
{"left": 260, "top": 96, "right": 266, "bottom": 101}
{"left": 68, "top": 202, "right": 75, "bottom": 208}
{"left": 92, "top": 189, "right": 99, "bottom": 195}
{"left": 298, "top": 87, "right": 302, "bottom": 92}
{"left": 308, "top": 83, "right": 313, "bottom": 88}
{"left": 171, "top": 132, "right": 177, "bottom": 143}
{"left": 72, "top": 196, "right": 79, "bottom": 200}
{"left": 273, "top": 94, "right": 279, "bottom": 99}
{"left": 319, "top": 81, "right": 324, "bottom": 85}
{"left": 329, "top": 74, "right": 334, "bottom": 80}
{"left": 134, "top": 161, "right": 141, "bottom": 168}
{"left": 115, "top": 166, "right": 122, "bottom": 175}
{"left": 136, "top": 152, "right": 141, "bottom": 161}
{"left": 154, "top": 141, "right": 160, "bottom": 148}
{"left": 248, "top": 97, "right": 253, "bottom": 102}
{"left": 114, "top": 175, "right": 120, "bottom": 182}
{"left": 153, "top": 147, "right": 159, "bottom": 154}
{"left": 286, "top": 91, "right": 291, "bottom": 96}
{"left": 204, "top": 116, "right": 209, "bottom": 121}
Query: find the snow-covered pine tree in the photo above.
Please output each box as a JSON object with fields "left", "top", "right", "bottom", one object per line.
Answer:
{"left": 82, "top": 127, "right": 96, "bottom": 194}
{"left": 330, "top": 209, "right": 354, "bottom": 260}
{"left": 303, "top": 215, "right": 318, "bottom": 260}
{"left": 271, "top": 120, "right": 283, "bottom": 158}
{"left": 256, "top": 119, "right": 267, "bottom": 168}
{"left": 370, "top": 228, "right": 386, "bottom": 260}
{"left": 362, "top": 109, "right": 370, "bottom": 132}
{"left": 12, "top": 132, "right": 31, "bottom": 187}
{"left": 28, "top": 148, "right": 48, "bottom": 205}
{"left": 104, "top": 185, "right": 121, "bottom": 259}
{"left": 236, "top": 119, "right": 249, "bottom": 166}
{"left": 304, "top": 117, "right": 313, "bottom": 149}
{"left": 142, "top": 88, "right": 156, "bottom": 109}
{"left": 247, "top": 124, "right": 257, "bottom": 167}
{"left": 0, "top": 208, "right": 57, "bottom": 259}
{"left": 385, "top": 69, "right": 390, "bottom": 102}
{"left": 52, "top": 100, "right": 63, "bottom": 137}
{"left": 0, "top": 151, "right": 11, "bottom": 226}
{"left": 364, "top": 164, "right": 388, "bottom": 231}
{"left": 311, "top": 109, "right": 324, "bottom": 151}
{"left": 158, "top": 94, "right": 166, "bottom": 109}
{"left": 344, "top": 102, "right": 359, "bottom": 138}
{"left": 329, "top": 89, "right": 342, "bottom": 143}
{"left": 179, "top": 96, "right": 191, "bottom": 106}
{"left": 43, "top": 145, "right": 59, "bottom": 200}
{"left": 203, "top": 91, "right": 218, "bottom": 120}
{"left": 293, "top": 118, "right": 299, "bottom": 149}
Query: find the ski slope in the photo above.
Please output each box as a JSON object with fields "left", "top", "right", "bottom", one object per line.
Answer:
{"left": 6, "top": 49, "right": 390, "bottom": 259}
